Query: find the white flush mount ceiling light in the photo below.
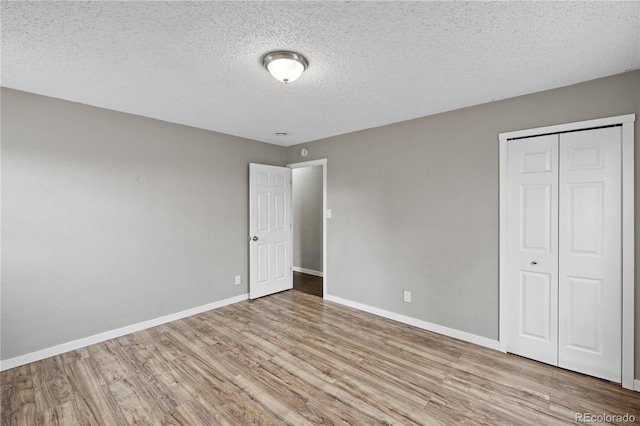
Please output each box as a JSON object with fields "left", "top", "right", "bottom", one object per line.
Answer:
{"left": 262, "top": 51, "right": 308, "bottom": 83}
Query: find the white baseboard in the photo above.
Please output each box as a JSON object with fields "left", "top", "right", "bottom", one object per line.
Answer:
{"left": 0, "top": 293, "right": 249, "bottom": 371}
{"left": 293, "top": 266, "right": 323, "bottom": 277}
{"left": 324, "top": 294, "right": 501, "bottom": 351}
{"left": 634, "top": 379, "right": 640, "bottom": 392}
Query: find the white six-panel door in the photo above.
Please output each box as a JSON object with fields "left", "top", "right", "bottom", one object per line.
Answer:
{"left": 558, "top": 127, "right": 621, "bottom": 382}
{"left": 507, "top": 134, "right": 559, "bottom": 366}
{"left": 249, "top": 164, "right": 292, "bottom": 299}
{"left": 507, "top": 127, "right": 622, "bottom": 382}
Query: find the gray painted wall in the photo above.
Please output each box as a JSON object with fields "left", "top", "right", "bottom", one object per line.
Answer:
{"left": 286, "top": 71, "right": 640, "bottom": 377}
{"left": 1, "top": 88, "right": 286, "bottom": 360}
{"left": 3, "top": 71, "right": 639, "bottom": 378}
{"left": 292, "top": 166, "right": 323, "bottom": 273}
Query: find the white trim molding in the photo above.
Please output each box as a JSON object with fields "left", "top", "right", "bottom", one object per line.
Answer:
{"left": 293, "top": 266, "right": 324, "bottom": 277}
{"left": 498, "top": 113, "right": 636, "bottom": 390}
{"left": 0, "top": 293, "right": 248, "bottom": 371}
{"left": 499, "top": 114, "right": 636, "bottom": 140}
{"left": 620, "top": 119, "right": 635, "bottom": 390}
{"left": 325, "top": 294, "right": 500, "bottom": 351}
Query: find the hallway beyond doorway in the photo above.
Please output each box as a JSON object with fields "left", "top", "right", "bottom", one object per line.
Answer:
{"left": 293, "top": 271, "right": 323, "bottom": 298}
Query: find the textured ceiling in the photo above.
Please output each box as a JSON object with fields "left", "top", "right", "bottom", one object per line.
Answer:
{"left": 2, "top": 1, "right": 639, "bottom": 146}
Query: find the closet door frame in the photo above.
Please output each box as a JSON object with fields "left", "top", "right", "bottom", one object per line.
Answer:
{"left": 498, "top": 114, "right": 636, "bottom": 390}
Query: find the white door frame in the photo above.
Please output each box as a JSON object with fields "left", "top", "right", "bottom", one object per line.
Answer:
{"left": 498, "top": 114, "right": 636, "bottom": 390}
{"left": 287, "top": 159, "right": 328, "bottom": 298}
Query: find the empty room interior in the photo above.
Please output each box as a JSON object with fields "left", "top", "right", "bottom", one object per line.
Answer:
{"left": 2, "top": 2, "right": 640, "bottom": 425}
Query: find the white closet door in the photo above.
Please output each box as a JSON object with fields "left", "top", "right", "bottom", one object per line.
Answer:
{"left": 558, "top": 127, "right": 622, "bottom": 382}
{"left": 507, "top": 134, "right": 559, "bottom": 365}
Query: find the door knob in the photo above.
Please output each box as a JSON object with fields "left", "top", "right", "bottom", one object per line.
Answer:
{"left": 251, "top": 236, "right": 258, "bottom": 241}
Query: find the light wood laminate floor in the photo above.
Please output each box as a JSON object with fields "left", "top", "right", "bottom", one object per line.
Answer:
{"left": 2, "top": 290, "right": 639, "bottom": 425}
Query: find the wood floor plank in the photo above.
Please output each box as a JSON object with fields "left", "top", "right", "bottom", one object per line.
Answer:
{"left": 171, "top": 400, "right": 229, "bottom": 426}
{"left": 1, "top": 365, "right": 35, "bottom": 425}
{"left": 86, "top": 341, "right": 175, "bottom": 426}
{"left": 34, "top": 398, "right": 98, "bottom": 426}
{"left": 144, "top": 330, "right": 283, "bottom": 425}
{"left": 33, "top": 377, "right": 74, "bottom": 416}
{"left": 63, "top": 359, "right": 129, "bottom": 425}
{"left": 2, "top": 289, "right": 639, "bottom": 425}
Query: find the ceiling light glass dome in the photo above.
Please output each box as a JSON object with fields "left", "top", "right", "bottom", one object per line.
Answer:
{"left": 262, "top": 51, "right": 308, "bottom": 83}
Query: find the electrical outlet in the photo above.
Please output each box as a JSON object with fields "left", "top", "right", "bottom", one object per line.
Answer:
{"left": 234, "top": 275, "right": 241, "bottom": 285}
{"left": 403, "top": 290, "right": 411, "bottom": 303}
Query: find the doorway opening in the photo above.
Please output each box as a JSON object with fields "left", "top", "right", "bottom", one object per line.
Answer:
{"left": 288, "top": 159, "right": 327, "bottom": 298}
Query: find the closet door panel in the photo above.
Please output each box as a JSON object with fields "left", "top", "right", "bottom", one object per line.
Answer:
{"left": 558, "top": 127, "right": 622, "bottom": 382}
{"left": 507, "top": 134, "right": 559, "bottom": 366}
